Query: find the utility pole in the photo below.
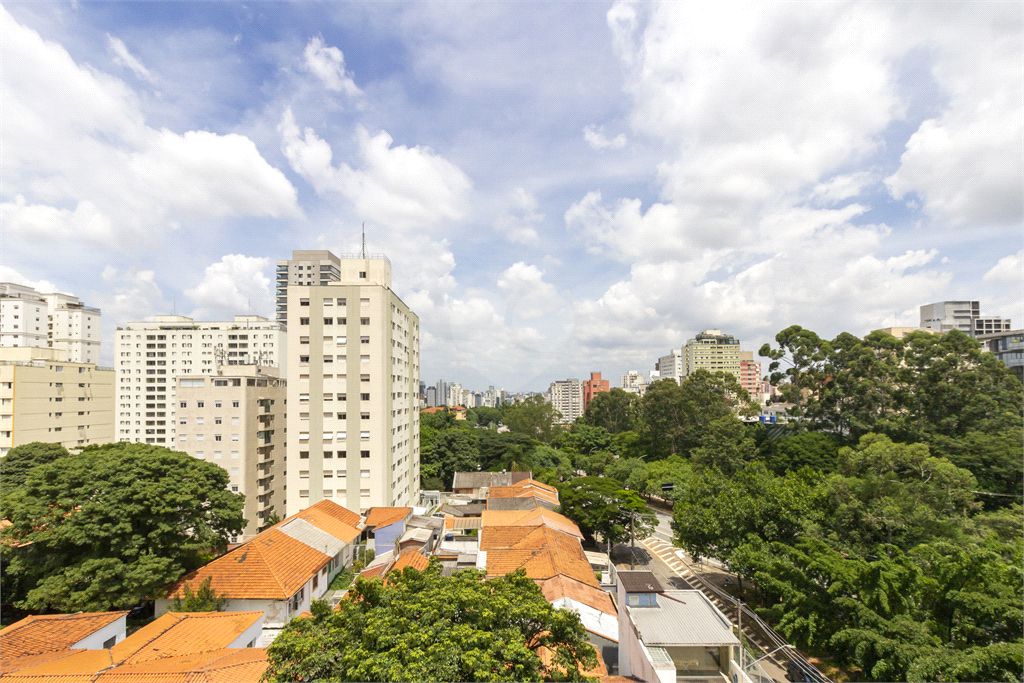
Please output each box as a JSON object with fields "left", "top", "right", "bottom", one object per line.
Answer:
{"left": 629, "top": 511, "right": 635, "bottom": 570}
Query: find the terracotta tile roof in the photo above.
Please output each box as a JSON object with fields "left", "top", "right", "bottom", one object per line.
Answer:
{"left": 539, "top": 575, "right": 617, "bottom": 616}
{"left": 1, "top": 612, "right": 127, "bottom": 659}
{"left": 110, "top": 612, "right": 263, "bottom": 665}
{"left": 479, "top": 525, "right": 581, "bottom": 555}
{"left": 286, "top": 506, "right": 361, "bottom": 544}
{"left": 94, "top": 648, "right": 268, "bottom": 682}
{"left": 480, "top": 509, "right": 582, "bottom": 538}
{"left": 487, "top": 486, "right": 559, "bottom": 506}
{"left": 389, "top": 549, "right": 429, "bottom": 573}
{"left": 420, "top": 406, "right": 447, "bottom": 414}
{"left": 166, "top": 530, "right": 329, "bottom": 600}
{"left": 485, "top": 547, "right": 599, "bottom": 587}
{"left": 294, "top": 499, "right": 362, "bottom": 530}
{"left": 511, "top": 478, "right": 558, "bottom": 494}
{"left": 359, "top": 563, "right": 387, "bottom": 579}
{"left": 364, "top": 507, "right": 412, "bottom": 530}
{"left": 0, "top": 649, "right": 115, "bottom": 679}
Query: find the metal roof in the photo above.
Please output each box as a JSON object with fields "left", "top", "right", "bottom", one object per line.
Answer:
{"left": 451, "top": 471, "right": 533, "bottom": 489}
{"left": 618, "top": 571, "right": 664, "bottom": 593}
{"left": 487, "top": 497, "right": 539, "bottom": 511}
{"left": 277, "top": 518, "right": 348, "bottom": 557}
{"left": 451, "top": 517, "right": 483, "bottom": 529}
{"left": 628, "top": 590, "right": 740, "bottom": 647}
{"left": 439, "top": 503, "right": 486, "bottom": 517}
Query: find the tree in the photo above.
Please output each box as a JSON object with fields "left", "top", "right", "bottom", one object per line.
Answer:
{"left": 929, "top": 428, "right": 1023, "bottom": 506}
{"left": 1, "top": 443, "right": 245, "bottom": 612}
{"left": 478, "top": 431, "right": 535, "bottom": 472}
{"left": 168, "top": 576, "right": 227, "bottom": 613}
{"left": 421, "top": 430, "right": 480, "bottom": 490}
{"left": 582, "top": 389, "right": 636, "bottom": 434}
{"left": 504, "top": 396, "right": 562, "bottom": 443}
{"left": 0, "top": 442, "right": 70, "bottom": 501}
{"left": 690, "top": 415, "right": 758, "bottom": 475}
{"left": 263, "top": 562, "right": 598, "bottom": 682}
{"left": 761, "top": 431, "right": 841, "bottom": 475}
{"left": 623, "top": 455, "right": 694, "bottom": 502}
{"left": 473, "top": 406, "right": 504, "bottom": 427}
{"left": 557, "top": 477, "right": 656, "bottom": 548}
{"left": 554, "top": 424, "right": 613, "bottom": 465}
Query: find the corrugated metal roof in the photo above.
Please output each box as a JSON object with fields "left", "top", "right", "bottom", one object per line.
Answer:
{"left": 451, "top": 471, "right": 533, "bottom": 489}
{"left": 647, "top": 647, "right": 676, "bottom": 670}
{"left": 451, "top": 517, "right": 483, "bottom": 529}
{"left": 277, "top": 518, "right": 348, "bottom": 557}
{"left": 628, "top": 590, "right": 739, "bottom": 647}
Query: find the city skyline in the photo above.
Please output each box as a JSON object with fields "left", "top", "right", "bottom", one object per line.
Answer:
{"left": 2, "top": 3, "right": 1020, "bottom": 393}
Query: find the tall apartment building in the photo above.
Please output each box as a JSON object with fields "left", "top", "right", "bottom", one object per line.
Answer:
{"left": 683, "top": 329, "right": 742, "bottom": 378}
{"left": 1, "top": 283, "right": 100, "bottom": 363}
{"left": 275, "top": 251, "right": 343, "bottom": 327}
{"left": 115, "top": 315, "right": 284, "bottom": 445}
{"left": 655, "top": 349, "right": 683, "bottom": 384}
{"left": 738, "top": 351, "right": 762, "bottom": 403}
{"left": 174, "top": 367, "right": 287, "bottom": 541}
{"left": 435, "top": 380, "right": 449, "bottom": 407}
{"left": 920, "top": 301, "right": 1012, "bottom": 337}
{"left": 284, "top": 252, "right": 419, "bottom": 515}
{"left": 425, "top": 386, "right": 438, "bottom": 407}
{"left": 0, "top": 347, "right": 114, "bottom": 456}
{"left": 582, "top": 372, "right": 609, "bottom": 411}
{"left": 549, "top": 378, "right": 584, "bottom": 424}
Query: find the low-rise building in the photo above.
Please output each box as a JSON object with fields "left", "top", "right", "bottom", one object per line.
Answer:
{"left": 451, "top": 470, "right": 533, "bottom": 498}
{"left": 0, "top": 611, "right": 127, "bottom": 661}
{"left": 363, "top": 506, "right": 413, "bottom": 555}
{"left": 0, "top": 347, "right": 114, "bottom": 456}
{"left": 978, "top": 328, "right": 1024, "bottom": 381}
{"left": 157, "top": 500, "right": 363, "bottom": 645}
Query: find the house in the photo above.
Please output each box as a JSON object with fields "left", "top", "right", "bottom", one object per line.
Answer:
{"left": 0, "top": 611, "right": 268, "bottom": 682}
{"left": 451, "top": 471, "right": 533, "bottom": 497}
{"left": 616, "top": 570, "right": 752, "bottom": 683}
{"left": 487, "top": 478, "right": 560, "bottom": 510}
{"left": 480, "top": 508, "right": 583, "bottom": 539}
{"left": 0, "top": 612, "right": 128, "bottom": 665}
{"left": 363, "top": 506, "right": 413, "bottom": 555}
{"left": 156, "top": 500, "right": 362, "bottom": 645}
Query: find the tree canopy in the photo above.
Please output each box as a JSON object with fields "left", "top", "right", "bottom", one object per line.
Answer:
{"left": 503, "top": 396, "right": 562, "bottom": 443}
{"left": 557, "top": 476, "right": 656, "bottom": 548}
{"left": 263, "top": 562, "right": 598, "bottom": 682}
{"left": 0, "top": 442, "right": 70, "bottom": 502}
{"left": 1, "top": 442, "right": 245, "bottom": 612}
{"left": 581, "top": 389, "right": 636, "bottom": 434}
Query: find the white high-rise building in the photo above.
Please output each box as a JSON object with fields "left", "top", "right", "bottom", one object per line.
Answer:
{"left": 275, "top": 251, "right": 344, "bottom": 328}
{"left": 1, "top": 283, "right": 101, "bottom": 364}
{"left": 549, "top": 378, "right": 584, "bottom": 424}
{"left": 115, "top": 315, "right": 284, "bottom": 445}
{"left": 656, "top": 349, "right": 683, "bottom": 384}
{"left": 284, "top": 252, "right": 419, "bottom": 514}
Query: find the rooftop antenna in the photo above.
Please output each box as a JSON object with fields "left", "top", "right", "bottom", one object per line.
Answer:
{"left": 361, "top": 222, "right": 367, "bottom": 259}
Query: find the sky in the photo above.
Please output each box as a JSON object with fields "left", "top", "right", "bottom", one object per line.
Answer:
{"left": 2, "top": 1, "right": 1021, "bottom": 392}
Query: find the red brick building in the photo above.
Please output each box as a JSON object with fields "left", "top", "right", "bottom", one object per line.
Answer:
{"left": 581, "top": 372, "right": 610, "bottom": 411}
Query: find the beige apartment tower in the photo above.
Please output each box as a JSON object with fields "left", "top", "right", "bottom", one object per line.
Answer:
{"left": 174, "top": 367, "right": 287, "bottom": 541}
{"left": 0, "top": 347, "right": 114, "bottom": 456}
{"left": 284, "top": 251, "right": 419, "bottom": 515}
{"left": 115, "top": 315, "right": 284, "bottom": 445}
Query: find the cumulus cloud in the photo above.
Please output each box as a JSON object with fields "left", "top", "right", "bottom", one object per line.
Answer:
{"left": 184, "top": 255, "right": 273, "bottom": 321}
{"left": 983, "top": 251, "right": 1022, "bottom": 285}
{"left": 497, "top": 262, "right": 560, "bottom": 319}
{"left": 106, "top": 33, "right": 153, "bottom": 82}
{"left": 494, "top": 188, "right": 544, "bottom": 244}
{"left": 583, "top": 124, "right": 626, "bottom": 150}
{"left": 0, "top": 265, "right": 59, "bottom": 295}
{"left": 279, "top": 108, "right": 472, "bottom": 228}
{"left": 303, "top": 36, "right": 362, "bottom": 95}
{"left": 2, "top": 6, "right": 300, "bottom": 257}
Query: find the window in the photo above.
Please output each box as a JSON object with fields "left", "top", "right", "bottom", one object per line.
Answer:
{"left": 361, "top": 469, "right": 370, "bottom": 478}
{"left": 300, "top": 471, "right": 309, "bottom": 479}
{"left": 231, "top": 434, "right": 239, "bottom": 442}
{"left": 300, "top": 318, "right": 309, "bottom": 325}
{"left": 180, "top": 401, "right": 187, "bottom": 408}
{"left": 214, "top": 417, "right": 222, "bottom": 425}
{"left": 300, "top": 451, "right": 309, "bottom": 459}
{"left": 324, "top": 451, "right": 333, "bottom": 459}
{"left": 214, "top": 435, "right": 222, "bottom": 442}
{"left": 361, "top": 450, "right": 370, "bottom": 458}
{"left": 196, "top": 434, "right": 205, "bottom": 442}
{"left": 214, "top": 451, "right": 222, "bottom": 459}
{"left": 360, "top": 336, "right": 370, "bottom": 344}
{"left": 324, "top": 318, "right": 333, "bottom": 325}
{"left": 361, "top": 393, "right": 370, "bottom": 401}
{"left": 215, "top": 401, "right": 222, "bottom": 408}
{"left": 336, "top": 336, "right": 347, "bottom": 345}
{"left": 231, "top": 451, "right": 239, "bottom": 459}
{"left": 232, "top": 401, "right": 239, "bottom": 408}
{"left": 336, "top": 431, "right": 347, "bottom": 440}
{"left": 361, "top": 412, "right": 370, "bottom": 420}
{"left": 196, "top": 417, "right": 204, "bottom": 425}
{"left": 102, "top": 636, "right": 117, "bottom": 649}
{"left": 360, "top": 318, "right": 369, "bottom": 325}
{"left": 230, "top": 467, "right": 239, "bottom": 476}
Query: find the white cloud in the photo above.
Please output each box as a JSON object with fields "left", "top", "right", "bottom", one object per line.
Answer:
{"left": 0, "top": 265, "right": 59, "bottom": 295}
{"left": 497, "top": 262, "right": 559, "bottom": 319}
{"left": 2, "top": 6, "right": 300, "bottom": 256}
{"left": 303, "top": 36, "right": 362, "bottom": 96}
{"left": 885, "top": 4, "right": 1022, "bottom": 228}
{"left": 983, "top": 251, "right": 1022, "bottom": 285}
{"left": 279, "top": 108, "right": 472, "bottom": 228}
{"left": 106, "top": 33, "right": 153, "bottom": 82}
{"left": 184, "top": 255, "right": 273, "bottom": 321}
{"left": 583, "top": 124, "right": 626, "bottom": 150}
{"left": 494, "top": 188, "right": 544, "bottom": 244}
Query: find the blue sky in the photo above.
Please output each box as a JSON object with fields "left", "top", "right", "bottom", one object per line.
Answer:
{"left": 2, "top": 1, "right": 1021, "bottom": 391}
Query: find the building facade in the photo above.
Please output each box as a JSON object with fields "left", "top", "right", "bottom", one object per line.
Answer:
{"left": 174, "top": 367, "right": 287, "bottom": 540}
{"left": 683, "top": 329, "right": 742, "bottom": 378}
{"left": 284, "top": 253, "right": 419, "bottom": 515}
{"left": 115, "top": 315, "right": 284, "bottom": 445}
{"left": 1, "top": 284, "right": 100, "bottom": 363}
{"left": 655, "top": 350, "right": 683, "bottom": 384}
{"left": 738, "top": 351, "right": 762, "bottom": 403}
{"left": 275, "top": 250, "right": 344, "bottom": 328}
{"left": 549, "top": 378, "right": 584, "bottom": 424}
{"left": 581, "top": 372, "right": 609, "bottom": 411}
{"left": 0, "top": 347, "right": 114, "bottom": 456}
{"left": 978, "top": 329, "right": 1023, "bottom": 381}
{"left": 920, "top": 301, "right": 1012, "bottom": 337}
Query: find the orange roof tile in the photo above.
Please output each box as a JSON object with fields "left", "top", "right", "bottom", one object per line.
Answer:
{"left": 1, "top": 612, "right": 127, "bottom": 659}
{"left": 479, "top": 525, "right": 581, "bottom": 554}
{"left": 487, "top": 486, "right": 559, "bottom": 505}
{"left": 364, "top": 507, "right": 412, "bottom": 530}
{"left": 166, "top": 530, "right": 329, "bottom": 600}
{"left": 0, "top": 649, "right": 115, "bottom": 679}
{"left": 286, "top": 506, "right": 361, "bottom": 544}
{"left": 294, "top": 499, "right": 362, "bottom": 530}
{"left": 480, "top": 509, "right": 582, "bottom": 538}
{"left": 389, "top": 549, "right": 429, "bottom": 574}
{"left": 359, "top": 563, "right": 387, "bottom": 579}
{"left": 110, "top": 612, "right": 263, "bottom": 665}
{"left": 539, "top": 575, "right": 617, "bottom": 616}
{"left": 485, "top": 547, "right": 599, "bottom": 587}
{"left": 94, "top": 648, "right": 268, "bottom": 683}
{"left": 511, "top": 478, "right": 558, "bottom": 494}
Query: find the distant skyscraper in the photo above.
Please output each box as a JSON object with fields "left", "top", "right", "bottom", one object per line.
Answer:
{"left": 549, "top": 378, "right": 584, "bottom": 424}
{"left": 919, "top": 301, "right": 1011, "bottom": 337}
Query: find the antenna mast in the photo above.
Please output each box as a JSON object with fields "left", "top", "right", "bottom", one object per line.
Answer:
{"left": 361, "top": 222, "right": 367, "bottom": 259}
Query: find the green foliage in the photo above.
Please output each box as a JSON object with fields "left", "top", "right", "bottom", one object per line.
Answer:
{"left": 168, "top": 576, "right": 227, "bottom": 613}
{"left": 761, "top": 431, "right": 841, "bottom": 474}
{"left": 929, "top": 428, "right": 1024, "bottom": 506}
{"left": 0, "top": 442, "right": 70, "bottom": 503}
{"left": 421, "top": 430, "right": 480, "bottom": 490}
{"left": 557, "top": 476, "right": 656, "bottom": 547}
{"left": 622, "top": 455, "right": 694, "bottom": 502}
{"left": 581, "top": 389, "right": 636, "bottom": 434}
{"left": 1, "top": 443, "right": 245, "bottom": 612}
{"left": 477, "top": 431, "right": 535, "bottom": 472}
{"left": 504, "top": 396, "right": 562, "bottom": 443}
{"left": 554, "top": 424, "right": 613, "bottom": 461}
{"left": 690, "top": 415, "right": 758, "bottom": 475}
{"left": 472, "top": 406, "right": 504, "bottom": 427}
{"left": 329, "top": 567, "right": 355, "bottom": 590}
{"left": 263, "top": 562, "right": 598, "bottom": 682}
